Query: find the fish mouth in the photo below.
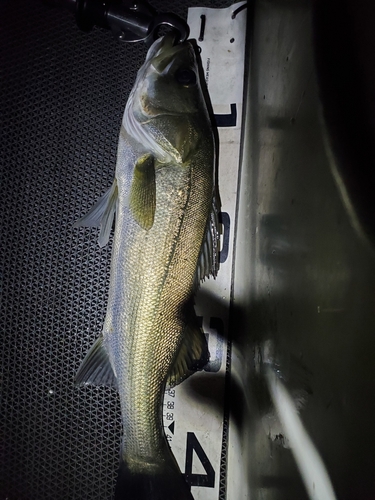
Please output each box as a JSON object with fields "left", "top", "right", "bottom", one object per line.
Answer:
{"left": 147, "top": 35, "right": 194, "bottom": 74}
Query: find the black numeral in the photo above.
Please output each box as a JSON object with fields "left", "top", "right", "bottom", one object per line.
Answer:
{"left": 214, "top": 103, "right": 237, "bottom": 127}
{"left": 196, "top": 316, "right": 225, "bottom": 373}
{"left": 204, "top": 317, "right": 224, "bottom": 373}
{"left": 219, "top": 212, "right": 230, "bottom": 264}
{"left": 184, "top": 432, "right": 215, "bottom": 488}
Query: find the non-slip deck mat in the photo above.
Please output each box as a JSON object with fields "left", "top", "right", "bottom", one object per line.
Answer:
{"left": 0, "top": 1, "right": 230, "bottom": 498}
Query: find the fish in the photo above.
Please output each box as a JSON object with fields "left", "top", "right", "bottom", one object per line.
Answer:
{"left": 74, "top": 34, "right": 220, "bottom": 500}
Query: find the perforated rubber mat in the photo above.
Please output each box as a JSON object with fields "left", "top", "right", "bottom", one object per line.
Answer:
{"left": 0, "top": 1, "right": 230, "bottom": 499}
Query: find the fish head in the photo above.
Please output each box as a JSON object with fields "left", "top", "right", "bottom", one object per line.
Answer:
{"left": 125, "top": 36, "right": 210, "bottom": 164}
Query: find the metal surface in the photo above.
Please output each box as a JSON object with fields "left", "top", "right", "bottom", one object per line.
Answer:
{"left": 0, "top": 1, "right": 229, "bottom": 499}
{"left": 46, "top": 0, "right": 190, "bottom": 44}
{"left": 229, "top": 1, "right": 375, "bottom": 499}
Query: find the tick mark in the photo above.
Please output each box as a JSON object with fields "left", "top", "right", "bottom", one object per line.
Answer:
{"left": 199, "top": 15, "right": 206, "bottom": 42}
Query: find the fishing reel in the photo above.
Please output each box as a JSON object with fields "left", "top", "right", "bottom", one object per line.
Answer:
{"left": 44, "top": 0, "right": 189, "bottom": 44}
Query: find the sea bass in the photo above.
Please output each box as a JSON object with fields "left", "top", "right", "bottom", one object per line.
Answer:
{"left": 74, "top": 35, "right": 219, "bottom": 500}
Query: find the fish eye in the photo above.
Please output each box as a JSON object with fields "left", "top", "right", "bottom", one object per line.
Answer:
{"left": 175, "top": 67, "right": 197, "bottom": 86}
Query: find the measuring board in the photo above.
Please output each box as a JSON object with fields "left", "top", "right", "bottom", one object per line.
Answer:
{"left": 162, "top": 3, "right": 247, "bottom": 499}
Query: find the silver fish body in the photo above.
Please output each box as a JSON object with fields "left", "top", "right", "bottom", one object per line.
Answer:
{"left": 75, "top": 36, "right": 219, "bottom": 500}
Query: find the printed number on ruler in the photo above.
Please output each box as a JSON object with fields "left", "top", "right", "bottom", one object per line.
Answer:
{"left": 164, "top": 388, "right": 176, "bottom": 443}
{"left": 219, "top": 212, "right": 230, "bottom": 264}
{"left": 196, "top": 316, "right": 225, "bottom": 373}
{"left": 184, "top": 432, "right": 215, "bottom": 488}
{"left": 215, "top": 103, "right": 237, "bottom": 128}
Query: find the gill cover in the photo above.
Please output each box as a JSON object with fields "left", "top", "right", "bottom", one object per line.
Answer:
{"left": 124, "top": 35, "right": 204, "bottom": 164}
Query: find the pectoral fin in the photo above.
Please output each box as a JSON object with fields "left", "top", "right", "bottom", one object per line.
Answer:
{"left": 129, "top": 154, "right": 156, "bottom": 230}
{"left": 167, "top": 322, "right": 209, "bottom": 388}
{"left": 74, "top": 180, "right": 118, "bottom": 248}
{"left": 75, "top": 335, "right": 117, "bottom": 388}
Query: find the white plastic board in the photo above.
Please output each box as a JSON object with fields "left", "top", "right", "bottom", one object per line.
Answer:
{"left": 162, "top": 3, "right": 247, "bottom": 499}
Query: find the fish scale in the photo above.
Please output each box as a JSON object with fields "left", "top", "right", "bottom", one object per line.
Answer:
{"left": 113, "top": 166, "right": 194, "bottom": 456}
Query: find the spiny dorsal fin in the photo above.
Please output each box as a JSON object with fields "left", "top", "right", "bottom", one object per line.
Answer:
{"left": 129, "top": 154, "right": 156, "bottom": 230}
{"left": 196, "top": 193, "right": 220, "bottom": 283}
{"left": 75, "top": 335, "right": 117, "bottom": 388}
{"left": 167, "top": 322, "right": 209, "bottom": 388}
{"left": 74, "top": 180, "right": 118, "bottom": 248}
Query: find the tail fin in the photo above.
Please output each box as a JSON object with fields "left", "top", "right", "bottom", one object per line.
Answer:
{"left": 115, "top": 458, "right": 194, "bottom": 500}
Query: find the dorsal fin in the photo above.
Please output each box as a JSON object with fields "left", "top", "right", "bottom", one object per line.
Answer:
{"left": 196, "top": 193, "right": 220, "bottom": 283}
